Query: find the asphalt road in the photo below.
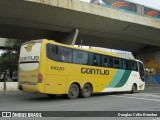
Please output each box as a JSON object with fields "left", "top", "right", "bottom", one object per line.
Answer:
{"left": 0, "top": 86, "right": 160, "bottom": 120}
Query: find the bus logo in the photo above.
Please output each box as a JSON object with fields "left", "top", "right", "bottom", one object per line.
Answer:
{"left": 25, "top": 43, "right": 35, "bottom": 52}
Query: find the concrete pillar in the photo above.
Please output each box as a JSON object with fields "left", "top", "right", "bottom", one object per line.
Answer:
{"left": 62, "top": 29, "right": 79, "bottom": 45}
{"left": 136, "top": 48, "right": 160, "bottom": 85}
{"left": 136, "top": 4, "right": 144, "bottom": 16}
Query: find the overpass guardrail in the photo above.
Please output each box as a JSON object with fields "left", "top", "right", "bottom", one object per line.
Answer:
{"left": 90, "top": 0, "right": 160, "bottom": 20}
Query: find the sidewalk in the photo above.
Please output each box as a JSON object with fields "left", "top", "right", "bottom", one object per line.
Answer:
{"left": 0, "top": 82, "right": 18, "bottom": 91}
{"left": 145, "top": 84, "right": 160, "bottom": 88}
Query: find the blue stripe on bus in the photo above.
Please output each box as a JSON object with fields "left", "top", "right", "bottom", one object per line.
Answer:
{"left": 106, "top": 70, "right": 125, "bottom": 88}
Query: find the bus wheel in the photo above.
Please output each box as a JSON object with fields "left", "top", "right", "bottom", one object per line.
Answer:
{"left": 131, "top": 84, "right": 137, "bottom": 94}
{"left": 67, "top": 84, "right": 79, "bottom": 99}
{"left": 80, "top": 83, "right": 92, "bottom": 98}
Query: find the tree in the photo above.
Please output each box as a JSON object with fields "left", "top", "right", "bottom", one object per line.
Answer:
{"left": 0, "top": 39, "right": 26, "bottom": 79}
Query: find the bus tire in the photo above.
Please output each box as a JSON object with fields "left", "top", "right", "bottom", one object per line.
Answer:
{"left": 67, "top": 84, "right": 79, "bottom": 99}
{"left": 80, "top": 83, "right": 92, "bottom": 98}
{"left": 131, "top": 84, "right": 137, "bottom": 94}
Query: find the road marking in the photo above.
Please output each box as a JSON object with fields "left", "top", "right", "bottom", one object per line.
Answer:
{"left": 3, "top": 93, "right": 160, "bottom": 111}
{"left": 112, "top": 95, "right": 160, "bottom": 102}
{"left": 14, "top": 94, "right": 160, "bottom": 111}
{"left": 126, "top": 93, "right": 160, "bottom": 98}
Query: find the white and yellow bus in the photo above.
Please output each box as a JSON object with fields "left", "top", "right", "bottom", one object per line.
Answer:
{"left": 18, "top": 39, "right": 145, "bottom": 99}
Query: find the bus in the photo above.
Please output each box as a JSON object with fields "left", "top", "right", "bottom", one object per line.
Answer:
{"left": 18, "top": 39, "right": 145, "bottom": 99}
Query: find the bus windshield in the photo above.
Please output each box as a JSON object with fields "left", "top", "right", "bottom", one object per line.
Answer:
{"left": 139, "top": 62, "right": 145, "bottom": 81}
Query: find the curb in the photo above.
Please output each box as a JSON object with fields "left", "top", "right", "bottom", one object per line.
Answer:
{"left": 145, "top": 84, "right": 160, "bottom": 88}
{"left": 0, "top": 82, "right": 160, "bottom": 92}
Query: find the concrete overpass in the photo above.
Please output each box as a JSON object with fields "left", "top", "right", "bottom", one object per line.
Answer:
{"left": 0, "top": 0, "right": 160, "bottom": 54}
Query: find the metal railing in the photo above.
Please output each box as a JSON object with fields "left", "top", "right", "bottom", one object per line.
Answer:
{"left": 90, "top": 0, "right": 160, "bottom": 20}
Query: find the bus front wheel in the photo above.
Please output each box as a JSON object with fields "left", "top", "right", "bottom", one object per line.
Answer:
{"left": 131, "top": 84, "right": 137, "bottom": 94}
{"left": 67, "top": 84, "right": 79, "bottom": 99}
{"left": 80, "top": 83, "right": 92, "bottom": 98}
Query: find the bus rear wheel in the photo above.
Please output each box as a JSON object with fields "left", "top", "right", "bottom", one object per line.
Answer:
{"left": 80, "top": 83, "right": 92, "bottom": 98}
{"left": 67, "top": 84, "right": 79, "bottom": 99}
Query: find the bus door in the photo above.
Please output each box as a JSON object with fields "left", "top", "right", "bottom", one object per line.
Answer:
{"left": 57, "top": 76, "right": 67, "bottom": 94}
{"left": 44, "top": 74, "right": 58, "bottom": 94}
{"left": 44, "top": 73, "right": 67, "bottom": 94}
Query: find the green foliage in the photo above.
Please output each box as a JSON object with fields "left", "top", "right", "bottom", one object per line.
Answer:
{"left": 0, "top": 39, "right": 26, "bottom": 75}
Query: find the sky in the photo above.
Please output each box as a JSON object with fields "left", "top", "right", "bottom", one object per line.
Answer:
{"left": 80, "top": 0, "right": 160, "bottom": 10}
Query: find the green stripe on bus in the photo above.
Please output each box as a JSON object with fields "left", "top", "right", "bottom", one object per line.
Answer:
{"left": 107, "top": 70, "right": 125, "bottom": 88}
{"left": 115, "top": 70, "right": 131, "bottom": 87}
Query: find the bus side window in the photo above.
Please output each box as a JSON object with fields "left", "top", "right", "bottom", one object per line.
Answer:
{"left": 113, "top": 58, "right": 122, "bottom": 69}
{"left": 126, "top": 60, "right": 131, "bottom": 70}
{"left": 102, "top": 56, "right": 108, "bottom": 67}
{"left": 108, "top": 58, "right": 113, "bottom": 68}
{"left": 89, "top": 53, "right": 101, "bottom": 66}
{"left": 131, "top": 61, "right": 138, "bottom": 71}
{"left": 123, "top": 60, "right": 131, "bottom": 70}
{"left": 61, "top": 47, "right": 72, "bottom": 63}
{"left": 119, "top": 59, "right": 122, "bottom": 69}
{"left": 93, "top": 56, "right": 98, "bottom": 66}
{"left": 46, "top": 44, "right": 53, "bottom": 59}
{"left": 94, "top": 54, "right": 101, "bottom": 66}
{"left": 54, "top": 46, "right": 61, "bottom": 61}
{"left": 122, "top": 60, "right": 126, "bottom": 69}
{"left": 46, "top": 44, "right": 61, "bottom": 61}
{"left": 73, "top": 50, "right": 88, "bottom": 65}
{"left": 89, "top": 53, "right": 94, "bottom": 66}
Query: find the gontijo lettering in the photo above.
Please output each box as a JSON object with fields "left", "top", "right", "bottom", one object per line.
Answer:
{"left": 20, "top": 56, "right": 39, "bottom": 62}
{"left": 81, "top": 67, "right": 109, "bottom": 75}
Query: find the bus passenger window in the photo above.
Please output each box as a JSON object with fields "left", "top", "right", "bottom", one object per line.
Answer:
{"left": 131, "top": 61, "right": 138, "bottom": 71}
{"left": 126, "top": 61, "right": 131, "bottom": 70}
{"left": 123, "top": 60, "right": 131, "bottom": 70}
{"left": 114, "top": 59, "right": 122, "bottom": 69}
{"left": 113, "top": 58, "right": 120, "bottom": 68}
{"left": 122, "top": 60, "right": 126, "bottom": 69}
{"left": 102, "top": 56, "right": 108, "bottom": 67}
{"left": 94, "top": 54, "right": 101, "bottom": 66}
{"left": 46, "top": 44, "right": 61, "bottom": 62}
{"left": 73, "top": 50, "right": 88, "bottom": 65}
{"left": 89, "top": 53, "right": 101, "bottom": 66}
{"left": 54, "top": 46, "right": 61, "bottom": 61}
{"left": 61, "top": 47, "right": 72, "bottom": 63}
{"left": 93, "top": 56, "right": 98, "bottom": 66}
{"left": 89, "top": 53, "right": 94, "bottom": 66}
{"left": 46, "top": 44, "right": 54, "bottom": 59}
{"left": 108, "top": 58, "right": 113, "bottom": 68}
{"left": 61, "top": 55, "right": 65, "bottom": 62}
